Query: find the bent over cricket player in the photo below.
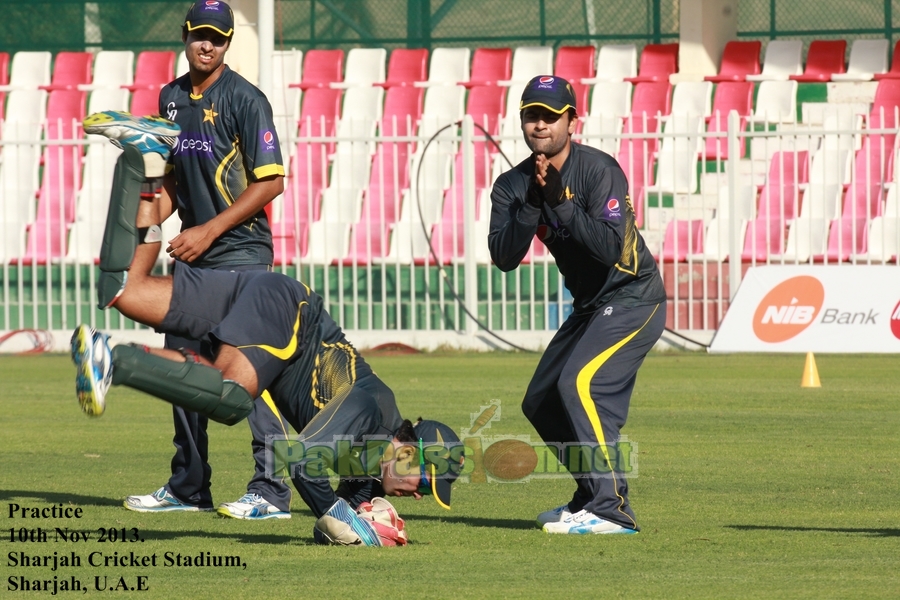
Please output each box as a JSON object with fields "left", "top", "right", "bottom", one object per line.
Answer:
{"left": 70, "top": 114, "right": 463, "bottom": 546}
{"left": 488, "top": 76, "right": 666, "bottom": 535}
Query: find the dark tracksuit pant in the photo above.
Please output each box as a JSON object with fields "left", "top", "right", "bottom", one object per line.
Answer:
{"left": 522, "top": 300, "right": 666, "bottom": 530}
{"left": 164, "top": 263, "right": 292, "bottom": 512}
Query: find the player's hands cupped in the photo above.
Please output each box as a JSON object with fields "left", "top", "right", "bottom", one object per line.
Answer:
{"left": 166, "top": 224, "right": 216, "bottom": 263}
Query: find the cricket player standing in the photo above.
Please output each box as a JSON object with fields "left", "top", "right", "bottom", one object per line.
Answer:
{"left": 488, "top": 76, "right": 667, "bottom": 534}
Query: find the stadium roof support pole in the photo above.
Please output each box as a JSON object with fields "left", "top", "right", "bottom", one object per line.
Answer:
{"left": 461, "top": 115, "right": 477, "bottom": 335}
{"left": 727, "top": 109, "right": 742, "bottom": 300}
{"left": 258, "top": 0, "right": 274, "bottom": 101}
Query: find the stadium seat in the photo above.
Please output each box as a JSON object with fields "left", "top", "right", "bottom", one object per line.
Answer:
{"left": 291, "top": 49, "right": 343, "bottom": 90}
{"left": 832, "top": 39, "right": 889, "bottom": 82}
{"left": 669, "top": 81, "right": 712, "bottom": 117}
{"left": 688, "top": 185, "right": 756, "bottom": 262}
{"left": 775, "top": 149, "right": 849, "bottom": 262}
{"left": 332, "top": 48, "right": 386, "bottom": 88}
{"left": 790, "top": 40, "right": 846, "bottom": 82}
{"left": 417, "top": 47, "right": 470, "bottom": 87}
{"left": 0, "top": 89, "right": 46, "bottom": 262}
{"left": 378, "top": 48, "right": 428, "bottom": 88}
{"left": 324, "top": 86, "right": 383, "bottom": 200}
{"left": 21, "top": 90, "right": 86, "bottom": 263}
{"left": 742, "top": 150, "right": 809, "bottom": 261}
{"left": 874, "top": 40, "right": 900, "bottom": 80}
{"left": 176, "top": 52, "right": 189, "bottom": 78}
{"left": 747, "top": 40, "right": 803, "bottom": 81}
{"left": 271, "top": 87, "right": 342, "bottom": 265}
{"left": 79, "top": 51, "right": 135, "bottom": 91}
{"left": 580, "top": 81, "right": 632, "bottom": 155}
{"left": 646, "top": 114, "right": 704, "bottom": 195}
{"left": 704, "top": 81, "right": 754, "bottom": 160}
{"left": 270, "top": 49, "right": 303, "bottom": 158}
{"left": 554, "top": 46, "right": 595, "bottom": 112}
{"left": 658, "top": 218, "right": 705, "bottom": 261}
{"left": 464, "top": 47, "right": 512, "bottom": 87}
{"left": 625, "top": 43, "right": 679, "bottom": 83}
{"left": 818, "top": 134, "right": 891, "bottom": 263}
{"left": 41, "top": 51, "right": 93, "bottom": 91}
{"left": 585, "top": 44, "right": 637, "bottom": 83}
{"left": 68, "top": 90, "right": 130, "bottom": 263}
{"left": 0, "top": 52, "right": 9, "bottom": 86}
{"left": 853, "top": 185, "right": 900, "bottom": 262}
{"left": 343, "top": 87, "right": 424, "bottom": 265}
{"left": 499, "top": 46, "right": 553, "bottom": 85}
{"left": 871, "top": 78, "right": 900, "bottom": 120}
{"left": 0, "top": 52, "right": 8, "bottom": 121}
{"left": 0, "top": 51, "right": 51, "bottom": 91}
{"left": 751, "top": 80, "right": 798, "bottom": 124}
{"left": 125, "top": 51, "right": 174, "bottom": 91}
{"left": 129, "top": 88, "right": 162, "bottom": 117}
{"left": 705, "top": 41, "right": 762, "bottom": 82}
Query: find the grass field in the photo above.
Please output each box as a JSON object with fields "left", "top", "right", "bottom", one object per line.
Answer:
{"left": 1, "top": 350, "right": 898, "bottom": 599}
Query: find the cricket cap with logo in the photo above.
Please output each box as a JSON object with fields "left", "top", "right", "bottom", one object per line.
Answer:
{"left": 413, "top": 419, "right": 464, "bottom": 510}
{"left": 184, "top": 0, "right": 235, "bottom": 38}
{"left": 519, "top": 75, "right": 577, "bottom": 115}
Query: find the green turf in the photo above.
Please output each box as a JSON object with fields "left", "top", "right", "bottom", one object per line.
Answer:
{"left": 1, "top": 351, "right": 898, "bottom": 599}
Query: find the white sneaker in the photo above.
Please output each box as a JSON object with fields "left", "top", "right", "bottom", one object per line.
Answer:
{"left": 536, "top": 504, "right": 573, "bottom": 526}
{"left": 217, "top": 493, "right": 291, "bottom": 520}
{"left": 70, "top": 325, "right": 113, "bottom": 417}
{"left": 542, "top": 510, "right": 638, "bottom": 535}
{"left": 124, "top": 487, "right": 214, "bottom": 513}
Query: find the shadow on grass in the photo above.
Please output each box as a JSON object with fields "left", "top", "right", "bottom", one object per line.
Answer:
{"left": 408, "top": 514, "right": 537, "bottom": 530}
{"left": 144, "top": 529, "right": 297, "bottom": 544}
{"left": 726, "top": 525, "right": 900, "bottom": 537}
{"left": 1, "top": 489, "right": 122, "bottom": 508}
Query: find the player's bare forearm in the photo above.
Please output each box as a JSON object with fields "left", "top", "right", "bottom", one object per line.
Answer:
{"left": 167, "top": 175, "right": 284, "bottom": 262}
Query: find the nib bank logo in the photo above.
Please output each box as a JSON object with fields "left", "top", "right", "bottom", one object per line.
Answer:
{"left": 891, "top": 300, "right": 900, "bottom": 339}
{"left": 753, "top": 276, "right": 825, "bottom": 343}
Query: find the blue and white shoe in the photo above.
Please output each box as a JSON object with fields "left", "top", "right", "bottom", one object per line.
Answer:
{"left": 536, "top": 504, "right": 573, "bottom": 527}
{"left": 83, "top": 111, "right": 180, "bottom": 158}
{"left": 217, "top": 493, "right": 291, "bottom": 520}
{"left": 542, "top": 510, "right": 638, "bottom": 535}
{"left": 313, "top": 498, "right": 381, "bottom": 546}
{"left": 124, "top": 487, "right": 214, "bottom": 513}
{"left": 70, "top": 325, "right": 113, "bottom": 417}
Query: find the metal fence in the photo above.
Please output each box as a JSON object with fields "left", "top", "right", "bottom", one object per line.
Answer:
{"left": 2, "top": 106, "right": 899, "bottom": 345}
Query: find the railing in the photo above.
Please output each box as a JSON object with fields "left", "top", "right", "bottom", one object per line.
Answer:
{"left": 2, "top": 108, "right": 899, "bottom": 347}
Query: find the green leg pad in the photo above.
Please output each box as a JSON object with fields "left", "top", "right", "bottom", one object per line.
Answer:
{"left": 110, "top": 345, "right": 253, "bottom": 426}
{"left": 99, "top": 144, "right": 145, "bottom": 274}
{"left": 97, "top": 271, "right": 127, "bottom": 310}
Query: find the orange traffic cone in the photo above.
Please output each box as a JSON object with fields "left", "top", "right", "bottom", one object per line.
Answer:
{"left": 801, "top": 352, "right": 821, "bottom": 388}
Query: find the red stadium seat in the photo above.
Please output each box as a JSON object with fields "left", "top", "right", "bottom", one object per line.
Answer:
{"left": 464, "top": 48, "right": 512, "bottom": 87}
{"left": 790, "top": 40, "right": 846, "bottom": 82}
{"left": 658, "top": 219, "right": 705, "bottom": 262}
{"left": 20, "top": 90, "right": 86, "bottom": 263}
{"left": 704, "top": 81, "right": 754, "bottom": 160}
{"left": 874, "top": 40, "right": 900, "bottom": 80}
{"left": 554, "top": 46, "right": 595, "bottom": 114}
{"left": 625, "top": 43, "right": 679, "bottom": 83}
{"left": 705, "top": 41, "right": 761, "bottom": 82}
{"left": 41, "top": 51, "right": 93, "bottom": 91}
{"left": 272, "top": 87, "right": 343, "bottom": 265}
{"left": 742, "top": 151, "right": 809, "bottom": 262}
{"left": 378, "top": 48, "right": 429, "bottom": 88}
{"left": 292, "top": 49, "right": 344, "bottom": 90}
{"left": 124, "top": 51, "right": 174, "bottom": 91}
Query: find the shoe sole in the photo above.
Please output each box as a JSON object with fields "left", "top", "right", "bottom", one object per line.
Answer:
{"left": 83, "top": 112, "right": 180, "bottom": 137}
{"left": 216, "top": 507, "right": 291, "bottom": 520}
{"left": 542, "top": 525, "right": 638, "bottom": 535}
{"left": 124, "top": 501, "right": 214, "bottom": 513}
{"left": 71, "top": 326, "right": 104, "bottom": 417}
